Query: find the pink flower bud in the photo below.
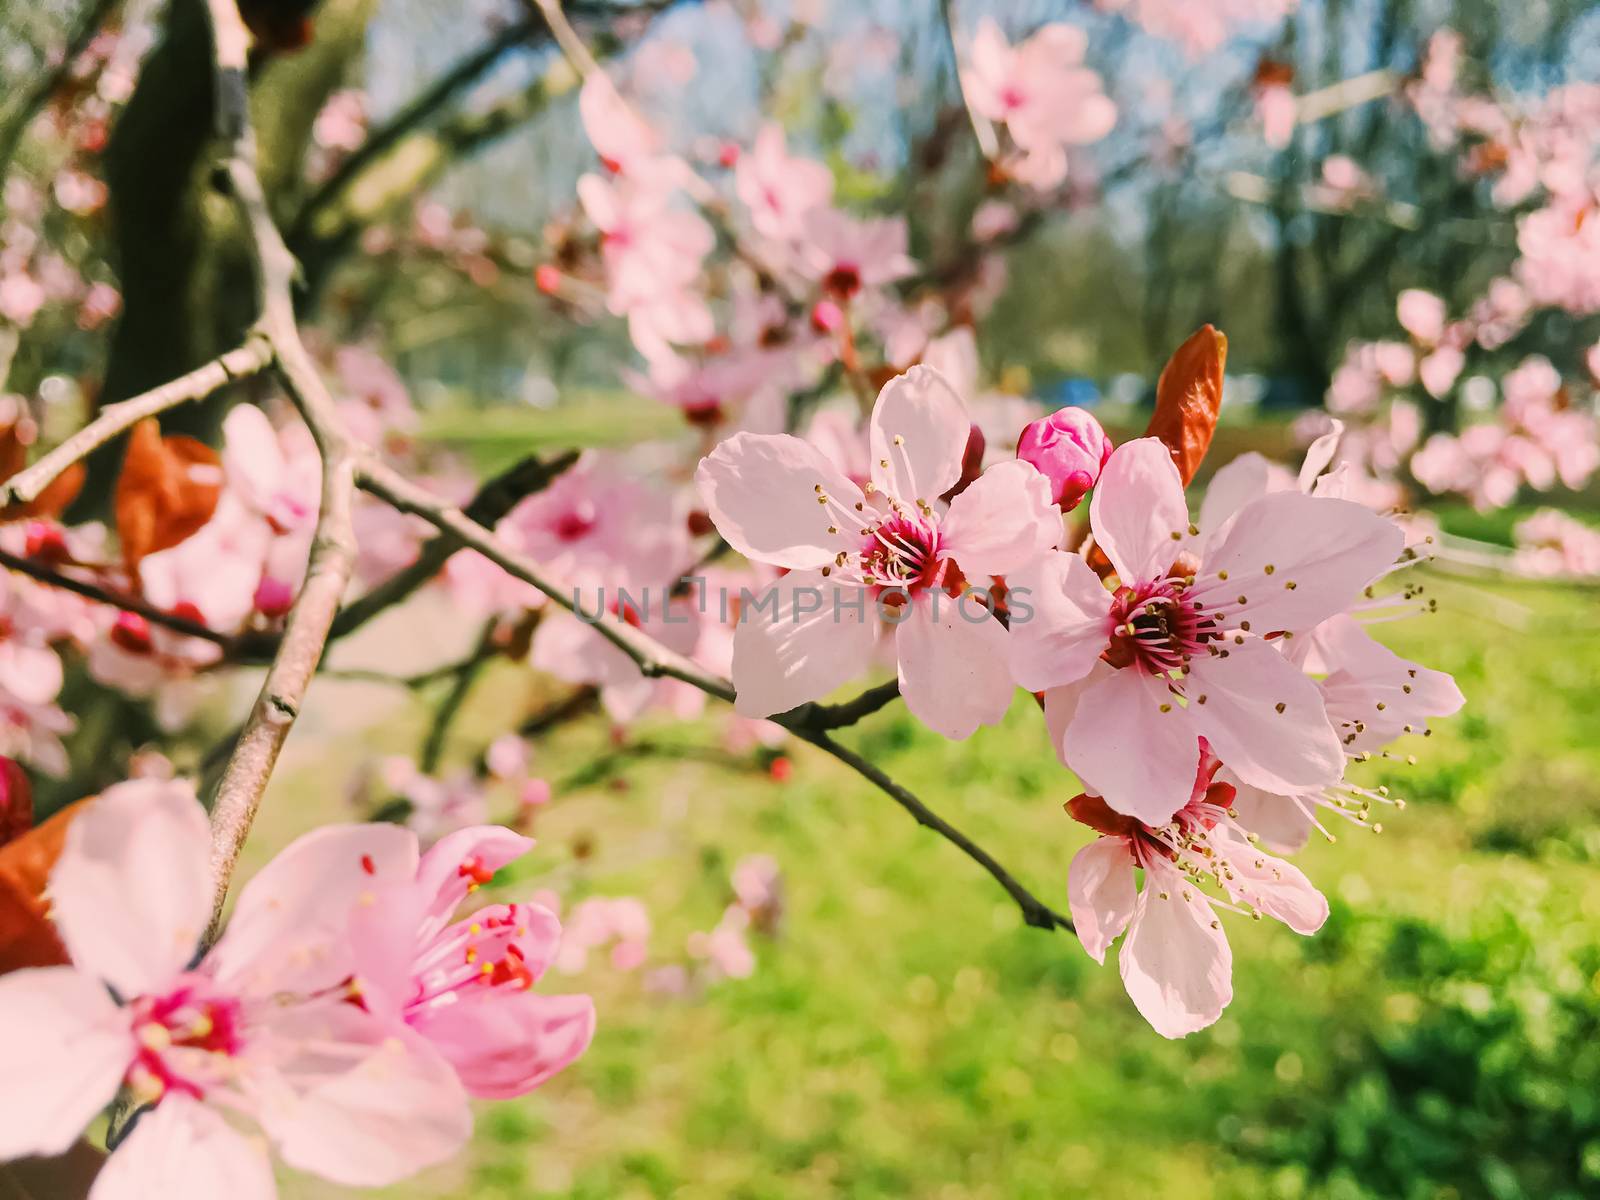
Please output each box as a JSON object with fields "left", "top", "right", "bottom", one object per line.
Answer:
{"left": 0, "top": 756, "right": 31, "bottom": 848}
{"left": 254, "top": 576, "right": 295, "bottom": 619}
{"left": 1015, "top": 406, "right": 1113, "bottom": 511}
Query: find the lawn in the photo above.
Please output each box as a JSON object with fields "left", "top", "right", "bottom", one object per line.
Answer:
{"left": 259, "top": 561, "right": 1600, "bottom": 1200}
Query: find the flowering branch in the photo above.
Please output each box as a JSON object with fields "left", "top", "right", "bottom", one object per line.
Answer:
{"left": 0, "top": 548, "right": 230, "bottom": 646}
{"left": 356, "top": 458, "right": 1073, "bottom": 933}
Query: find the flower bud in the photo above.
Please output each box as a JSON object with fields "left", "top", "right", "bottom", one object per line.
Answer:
{"left": 1015, "top": 406, "right": 1113, "bottom": 511}
{"left": 0, "top": 756, "right": 31, "bottom": 848}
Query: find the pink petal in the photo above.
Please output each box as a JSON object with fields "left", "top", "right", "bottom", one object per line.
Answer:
{"left": 50, "top": 780, "right": 210, "bottom": 997}
{"left": 0, "top": 642, "right": 64, "bottom": 706}
{"left": 1090, "top": 438, "right": 1190, "bottom": 585}
{"left": 894, "top": 594, "right": 1014, "bottom": 740}
{"left": 207, "top": 822, "right": 420, "bottom": 996}
{"left": 1297, "top": 420, "right": 1345, "bottom": 491}
{"left": 0, "top": 967, "right": 128, "bottom": 1160}
{"left": 410, "top": 991, "right": 595, "bottom": 1100}
{"left": 413, "top": 826, "right": 534, "bottom": 942}
{"left": 1195, "top": 452, "right": 1284, "bottom": 547}
{"left": 868, "top": 365, "right": 970, "bottom": 504}
{"left": 1211, "top": 826, "right": 1328, "bottom": 935}
{"left": 1062, "top": 669, "right": 1198, "bottom": 825}
{"left": 730, "top": 571, "right": 877, "bottom": 719}
{"left": 695, "top": 433, "right": 865, "bottom": 570}
{"left": 941, "top": 459, "right": 1060, "bottom": 578}
{"left": 254, "top": 1011, "right": 471, "bottom": 1188}
{"left": 91, "top": 1096, "right": 274, "bottom": 1200}
{"left": 1118, "top": 860, "right": 1233, "bottom": 1039}
{"left": 1225, "top": 777, "right": 1315, "bottom": 855}
{"left": 1187, "top": 639, "right": 1344, "bottom": 797}
{"left": 1066, "top": 838, "right": 1136, "bottom": 964}
{"left": 1195, "top": 492, "right": 1403, "bottom": 632}
{"left": 1005, "top": 551, "right": 1111, "bottom": 692}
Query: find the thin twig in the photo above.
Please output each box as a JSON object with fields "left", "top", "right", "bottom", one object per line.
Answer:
{"left": 0, "top": 549, "right": 231, "bottom": 646}
{"left": 419, "top": 619, "right": 498, "bottom": 772}
{"left": 800, "top": 730, "right": 1073, "bottom": 932}
{"left": 326, "top": 450, "right": 577, "bottom": 644}
{"left": 0, "top": 337, "right": 272, "bottom": 509}
{"left": 782, "top": 680, "right": 902, "bottom": 732}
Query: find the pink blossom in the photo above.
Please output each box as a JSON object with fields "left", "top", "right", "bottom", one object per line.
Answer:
{"left": 1514, "top": 508, "right": 1600, "bottom": 577}
{"left": 1065, "top": 754, "right": 1326, "bottom": 1038}
{"left": 735, "top": 123, "right": 834, "bottom": 240}
{"left": 1227, "top": 614, "right": 1464, "bottom": 853}
{"left": 1009, "top": 437, "right": 1402, "bottom": 824}
{"left": 795, "top": 208, "right": 916, "bottom": 300}
{"left": 333, "top": 344, "right": 416, "bottom": 447}
{"left": 555, "top": 896, "right": 652, "bottom": 974}
{"left": 961, "top": 19, "right": 1116, "bottom": 190}
{"left": 697, "top": 366, "right": 1060, "bottom": 738}
{"left": 0, "top": 781, "right": 475, "bottom": 1194}
{"left": 1396, "top": 289, "right": 1447, "bottom": 344}
{"left": 344, "top": 826, "right": 595, "bottom": 1099}
{"left": 1015, "top": 406, "right": 1114, "bottom": 511}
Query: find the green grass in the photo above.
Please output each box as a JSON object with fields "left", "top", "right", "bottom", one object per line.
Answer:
{"left": 264, "top": 571, "right": 1600, "bottom": 1200}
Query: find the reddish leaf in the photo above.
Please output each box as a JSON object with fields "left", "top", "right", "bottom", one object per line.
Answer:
{"left": 114, "top": 418, "right": 223, "bottom": 572}
{"left": 0, "top": 418, "right": 88, "bottom": 522}
{"left": 1145, "top": 324, "right": 1228, "bottom": 486}
{"left": 0, "top": 800, "right": 87, "bottom": 976}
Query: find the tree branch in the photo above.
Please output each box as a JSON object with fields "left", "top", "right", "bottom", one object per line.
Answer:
{"left": 355, "top": 459, "right": 1071, "bottom": 934}
{"left": 201, "top": 0, "right": 361, "bottom": 934}
{"left": 0, "top": 338, "right": 273, "bottom": 510}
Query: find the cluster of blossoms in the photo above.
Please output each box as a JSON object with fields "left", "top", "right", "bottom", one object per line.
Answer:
{"left": 692, "top": 353, "right": 1461, "bottom": 1035}
{"left": 0, "top": 780, "right": 591, "bottom": 1196}
{"left": 1313, "top": 28, "right": 1600, "bottom": 518}
{"left": 1326, "top": 292, "right": 1599, "bottom": 513}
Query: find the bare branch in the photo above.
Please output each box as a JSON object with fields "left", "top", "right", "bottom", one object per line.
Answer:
{"left": 0, "top": 338, "right": 273, "bottom": 509}
{"left": 201, "top": 0, "right": 361, "bottom": 933}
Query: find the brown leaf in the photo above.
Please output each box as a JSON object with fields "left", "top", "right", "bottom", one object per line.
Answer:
{"left": 114, "top": 418, "right": 223, "bottom": 571}
{"left": 1145, "top": 324, "right": 1228, "bottom": 486}
{"left": 0, "top": 800, "right": 87, "bottom": 976}
{"left": 0, "top": 418, "right": 87, "bottom": 522}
